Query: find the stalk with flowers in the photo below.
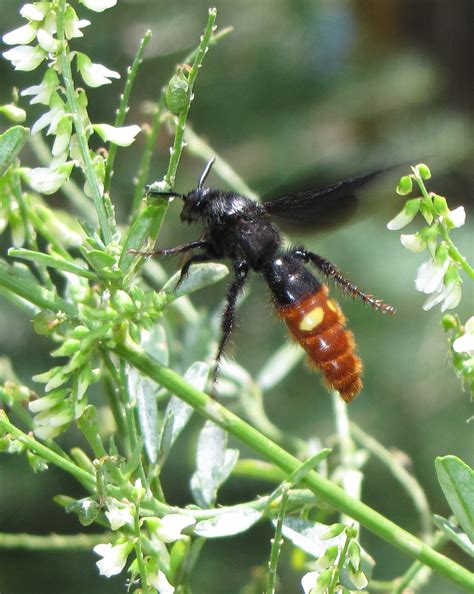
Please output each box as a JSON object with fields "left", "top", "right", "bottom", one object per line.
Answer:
{"left": 0, "top": 2, "right": 473, "bottom": 594}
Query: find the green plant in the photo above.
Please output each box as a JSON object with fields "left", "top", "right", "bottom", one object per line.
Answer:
{"left": 0, "top": 2, "right": 472, "bottom": 593}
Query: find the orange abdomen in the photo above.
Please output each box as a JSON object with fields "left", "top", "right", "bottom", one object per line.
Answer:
{"left": 277, "top": 286, "right": 362, "bottom": 402}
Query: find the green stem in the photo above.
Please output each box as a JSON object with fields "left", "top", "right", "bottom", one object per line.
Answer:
{"left": 113, "top": 338, "right": 474, "bottom": 591}
{"left": 163, "top": 9, "right": 217, "bottom": 190}
{"left": 265, "top": 487, "right": 289, "bottom": 594}
{"left": 56, "top": 0, "right": 112, "bottom": 244}
{"left": 351, "top": 422, "right": 433, "bottom": 544}
{"left": 10, "top": 173, "right": 54, "bottom": 290}
{"left": 133, "top": 501, "right": 150, "bottom": 593}
{"left": 439, "top": 225, "right": 474, "bottom": 281}
{"left": 328, "top": 530, "right": 352, "bottom": 594}
{"left": 0, "top": 532, "right": 108, "bottom": 550}
{"left": 104, "top": 30, "right": 152, "bottom": 193}
{"left": 0, "top": 410, "right": 95, "bottom": 490}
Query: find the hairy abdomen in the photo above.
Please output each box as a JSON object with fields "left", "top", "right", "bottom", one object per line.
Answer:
{"left": 276, "top": 286, "right": 362, "bottom": 402}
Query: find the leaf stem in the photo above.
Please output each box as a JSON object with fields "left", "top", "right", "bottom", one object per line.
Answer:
{"left": 104, "top": 30, "right": 152, "bottom": 193}
{"left": 113, "top": 338, "right": 474, "bottom": 591}
{"left": 56, "top": 0, "right": 113, "bottom": 244}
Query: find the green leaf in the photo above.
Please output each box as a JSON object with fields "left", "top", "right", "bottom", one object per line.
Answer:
{"left": 435, "top": 455, "right": 474, "bottom": 543}
{"left": 119, "top": 202, "right": 168, "bottom": 274}
{"left": 163, "top": 262, "right": 228, "bottom": 302}
{"left": 9, "top": 248, "right": 96, "bottom": 280}
{"left": 433, "top": 514, "right": 474, "bottom": 557}
{"left": 81, "top": 248, "right": 116, "bottom": 270}
{"left": 0, "top": 259, "right": 77, "bottom": 317}
{"left": 0, "top": 126, "right": 29, "bottom": 176}
{"left": 194, "top": 508, "right": 263, "bottom": 538}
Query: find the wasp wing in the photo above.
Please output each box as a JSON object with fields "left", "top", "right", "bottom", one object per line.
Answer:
{"left": 263, "top": 169, "right": 386, "bottom": 233}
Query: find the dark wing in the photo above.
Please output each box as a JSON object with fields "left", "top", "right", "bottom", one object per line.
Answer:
{"left": 263, "top": 169, "right": 386, "bottom": 233}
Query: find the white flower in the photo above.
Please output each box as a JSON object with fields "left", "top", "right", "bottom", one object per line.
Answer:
{"left": 21, "top": 70, "right": 59, "bottom": 105}
{"left": 447, "top": 206, "right": 466, "bottom": 228}
{"left": 20, "top": 3, "right": 49, "bottom": 21}
{"left": 37, "top": 28, "right": 58, "bottom": 53}
{"left": 80, "top": 0, "right": 118, "bottom": 12}
{"left": 3, "top": 45, "right": 46, "bottom": 71}
{"left": 30, "top": 390, "right": 74, "bottom": 439}
{"left": 301, "top": 571, "right": 319, "bottom": 594}
{"left": 154, "top": 514, "right": 195, "bottom": 543}
{"left": 105, "top": 501, "right": 134, "bottom": 531}
{"left": 148, "top": 570, "right": 175, "bottom": 594}
{"left": 93, "top": 542, "right": 131, "bottom": 578}
{"left": 94, "top": 123, "right": 141, "bottom": 146}
{"left": 2, "top": 23, "right": 37, "bottom": 45}
{"left": 415, "top": 259, "right": 449, "bottom": 294}
{"left": 453, "top": 317, "right": 474, "bottom": 355}
{"left": 65, "top": 17, "right": 90, "bottom": 39}
{"left": 400, "top": 233, "right": 425, "bottom": 253}
{"left": 77, "top": 54, "right": 120, "bottom": 87}
{"left": 31, "top": 105, "right": 65, "bottom": 135}
{"left": 52, "top": 117, "right": 72, "bottom": 157}
{"left": 24, "top": 163, "right": 73, "bottom": 194}
{"left": 422, "top": 282, "right": 462, "bottom": 312}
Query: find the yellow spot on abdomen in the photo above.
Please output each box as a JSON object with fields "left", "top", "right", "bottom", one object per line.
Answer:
{"left": 299, "top": 306, "right": 324, "bottom": 331}
{"left": 327, "top": 300, "right": 338, "bottom": 312}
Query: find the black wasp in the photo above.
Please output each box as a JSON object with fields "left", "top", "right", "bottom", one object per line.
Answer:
{"left": 134, "top": 158, "right": 396, "bottom": 402}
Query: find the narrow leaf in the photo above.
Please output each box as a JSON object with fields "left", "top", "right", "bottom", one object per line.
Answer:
{"left": 9, "top": 248, "right": 96, "bottom": 280}
{"left": 163, "top": 263, "right": 228, "bottom": 301}
{"left": 190, "top": 420, "right": 239, "bottom": 507}
{"left": 129, "top": 367, "right": 159, "bottom": 464}
{"left": 159, "top": 361, "right": 209, "bottom": 465}
{"left": 433, "top": 514, "right": 474, "bottom": 557}
{"left": 435, "top": 455, "right": 474, "bottom": 543}
{"left": 0, "top": 126, "right": 29, "bottom": 175}
{"left": 279, "top": 518, "right": 346, "bottom": 558}
{"left": 194, "top": 508, "right": 262, "bottom": 537}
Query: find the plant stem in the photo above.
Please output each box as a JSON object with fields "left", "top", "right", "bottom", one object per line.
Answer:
{"left": 265, "top": 486, "right": 289, "bottom": 594}
{"left": 0, "top": 532, "right": 108, "bottom": 550}
{"left": 105, "top": 30, "right": 152, "bottom": 193}
{"left": 56, "top": 0, "right": 113, "bottom": 244}
{"left": 0, "top": 410, "right": 95, "bottom": 489}
{"left": 113, "top": 338, "right": 474, "bottom": 591}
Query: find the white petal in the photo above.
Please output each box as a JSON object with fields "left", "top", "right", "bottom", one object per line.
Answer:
{"left": 93, "top": 542, "right": 130, "bottom": 578}
{"left": 37, "top": 28, "right": 58, "bottom": 53}
{"left": 415, "top": 260, "right": 449, "bottom": 294}
{"left": 79, "top": 61, "right": 120, "bottom": 87}
{"left": 440, "top": 283, "right": 462, "bottom": 312}
{"left": 65, "top": 18, "right": 91, "bottom": 39}
{"left": 387, "top": 209, "right": 416, "bottom": 231}
{"left": 400, "top": 233, "right": 425, "bottom": 253}
{"left": 25, "top": 167, "right": 69, "bottom": 194}
{"left": 155, "top": 514, "right": 195, "bottom": 543}
{"left": 105, "top": 503, "right": 134, "bottom": 531}
{"left": 20, "top": 3, "right": 48, "bottom": 21}
{"left": 447, "top": 206, "right": 466, "bottom": 228}
{"left": 301, "top": 571, "right": 319, "bottom": 594}
{"left": 3, "top": 23, "right": 37, "bottom": 45}
{"left": 31, "top": 106, "right": 64, "bottom": 135}
{"left": 94, "top": 124, "right": 141, "bottom": 146}
{"left": 2, "top": 45, "right": 45, "bottom": 71}
{"left": 465, "top": 317, "right": 474, "bottom": 333}
{"left": 80, "top": 0, "right": 118, "bottom": 12}
{"left": 453, "top": 333, "right": 474, "bottom": 354}
{"left": 148, "top": 571, "right": 175, "bottom": 594}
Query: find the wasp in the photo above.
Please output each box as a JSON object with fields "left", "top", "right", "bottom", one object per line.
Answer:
{"left": 134, "top": 159, "right": 396, "bottom": 402}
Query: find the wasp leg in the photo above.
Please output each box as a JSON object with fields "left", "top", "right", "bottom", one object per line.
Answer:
{"left": 128, "top": 240, "right": 210, "bottom": 258}
{"left": 292, "top": 248, "right": 396, "bottom": 315}
{"left": 174, "top": 252, "right": 215, "bottom": 290}
{"left": 211, "top": 261, "right": 249, "bottom": 392}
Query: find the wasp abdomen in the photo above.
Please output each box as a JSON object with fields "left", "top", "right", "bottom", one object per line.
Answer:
{"left": 277, "top": 287, "right": 363, "bottom": 402}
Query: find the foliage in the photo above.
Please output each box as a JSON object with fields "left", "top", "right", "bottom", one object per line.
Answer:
{"left": 0, "top": 2, "right": 473, "bottom": 594}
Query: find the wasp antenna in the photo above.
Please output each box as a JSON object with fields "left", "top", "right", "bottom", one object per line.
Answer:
{"left": 198, "top": 157, "right": 216, "bottom": 189}
{"left": 145, "top": 187, "right": 183, "bottom": 199}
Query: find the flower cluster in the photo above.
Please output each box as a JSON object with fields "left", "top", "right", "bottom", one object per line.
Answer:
{"left": 93, "top": 502, "right": 196, "bottom": 593}
{"left": 387, "top": 164, "right": 467, "bottom": 312}
{"left": 2, "top": 1, "right": 140, "bottom": 196}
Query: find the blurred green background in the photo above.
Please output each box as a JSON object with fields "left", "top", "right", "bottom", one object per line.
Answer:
{"left": 0, "top": 0, "right": 473, "bottom": 592}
